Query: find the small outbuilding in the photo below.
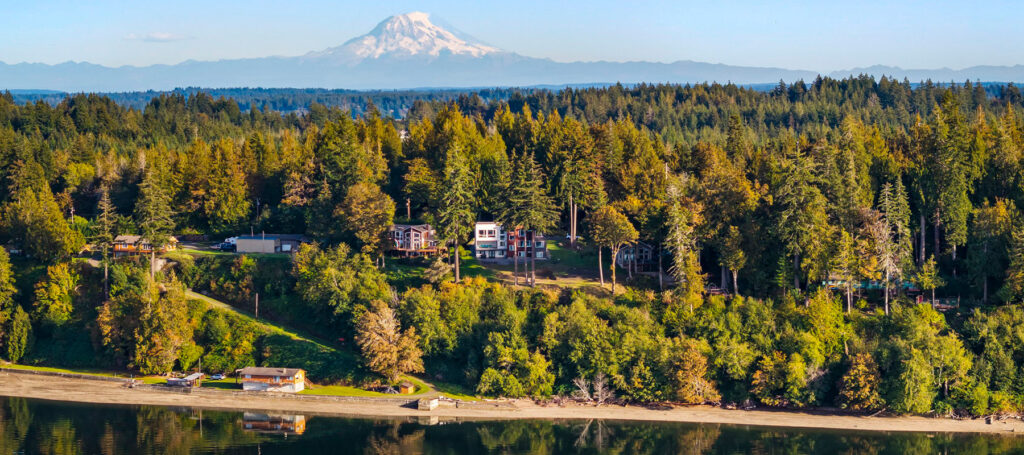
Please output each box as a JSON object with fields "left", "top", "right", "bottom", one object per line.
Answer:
{"left": 167, "top": 372, "right": 203, "bottom": 388}
{"left": 399, "top": 381, "right": 416, "bottom": 394}
{"left": 238, "top": 367, "right": 306, "bottom": 393}
{"left": 235, "top": 234, "right": 309, "bottom": 254}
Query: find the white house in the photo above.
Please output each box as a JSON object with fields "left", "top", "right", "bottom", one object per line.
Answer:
{"left": 238, "top": 367, "right": 306, "bottom": 393}
{"left": 473, "top": 222, "right": 548, "bottom": 261}
{"left": 473, "top": 222, "right": 508, "bottom": 259}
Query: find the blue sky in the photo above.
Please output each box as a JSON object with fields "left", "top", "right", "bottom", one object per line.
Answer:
{"left": 1, "top": 0, "right": 1020, "bottom": 70}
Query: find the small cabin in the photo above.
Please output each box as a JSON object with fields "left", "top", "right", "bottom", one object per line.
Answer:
{"left": 238, "top": 367, "right": 306, "bottom": 393}
{"left": 399, "top": 381, "right": 416, "bottom": 394}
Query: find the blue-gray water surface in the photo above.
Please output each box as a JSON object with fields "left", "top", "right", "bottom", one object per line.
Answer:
{"left": 1, "top": 395, "right": 1023, "bottom": 454}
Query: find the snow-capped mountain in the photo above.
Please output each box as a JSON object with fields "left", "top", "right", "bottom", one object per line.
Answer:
{"left": 4, "top": 12, "right": 1024, "bottom": 92}
{"left": 306, "top": 12, "right": 501, "bottom": 64}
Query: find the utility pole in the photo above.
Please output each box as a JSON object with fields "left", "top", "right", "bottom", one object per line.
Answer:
{"left": 255, "top": 293, "right": 259, "bottom": 320}
{"left": 406, "top": 198, "right": 411, "bottom": 220}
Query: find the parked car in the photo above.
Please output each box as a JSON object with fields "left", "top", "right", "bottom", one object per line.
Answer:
{"left": 210, "top": 373, "right": 226, "bottom": 380}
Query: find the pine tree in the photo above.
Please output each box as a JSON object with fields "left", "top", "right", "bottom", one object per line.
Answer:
{"left": 135, "top": 170, "right": 175, "bottom": 280}
{"left": 95, "top": 185, "right": 116, "bottom": 298}
{"left": 437, "top": 150, "right": 476, "bottom": 282}
{"left": 548, "top": 117, "right": 604, "bottom": 249}
{"left": 1005, "top": 228, "right": 1024, "bottom": 302}
{"left": 515, "top": 153, "right": 557, "bottom": 286}
{"left": 773, "top": 148, "right": 830, "bottom": 291}
{"left": 665, "top": 178, "right": 704, "bottom": 308}
{"left": 917, "top": 256, "right": 944, "bottom": 307}
{"left": 493, "top": 153, "right": 521, "bottom": 285}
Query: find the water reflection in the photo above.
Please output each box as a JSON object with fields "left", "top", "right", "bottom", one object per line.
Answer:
{"left": 1, "top": 396, "right": 1023, "bottom": 454}
{"left": 241, "top": 413, "right": 306, "bottom": 436}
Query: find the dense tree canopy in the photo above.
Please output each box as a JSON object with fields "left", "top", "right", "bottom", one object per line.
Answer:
{"left": 6, "top": 78, "right": 1024, "bottom": 415}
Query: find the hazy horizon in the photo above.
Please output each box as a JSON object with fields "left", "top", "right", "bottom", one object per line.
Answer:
{"left": 3, "top": 0, "right": 1022, "bottom": 71}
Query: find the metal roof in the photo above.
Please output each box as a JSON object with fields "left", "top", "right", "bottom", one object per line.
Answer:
{"left": 237, "top": 234, "right": 308, "bottom": 241}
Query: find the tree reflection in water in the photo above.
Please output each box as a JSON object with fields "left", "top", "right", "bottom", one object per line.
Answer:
{"left": 2, "top": 397, "right": 1024, "bottom": 454}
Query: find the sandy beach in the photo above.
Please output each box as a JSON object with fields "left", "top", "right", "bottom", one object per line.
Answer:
{"left": 1, "top": 371, "right": 1022, "bottom": 435}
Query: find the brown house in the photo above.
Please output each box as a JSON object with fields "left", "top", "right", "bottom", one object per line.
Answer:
{"left": 389, "top": 224, "right": 441, "bottom": 256}
{"left": 113, "top": 234, "right": 178, "bottom": 257}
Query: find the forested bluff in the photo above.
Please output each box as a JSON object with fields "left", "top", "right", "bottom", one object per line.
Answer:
{"left": 2, "top": 76, "right": 1024, "bottom": 417}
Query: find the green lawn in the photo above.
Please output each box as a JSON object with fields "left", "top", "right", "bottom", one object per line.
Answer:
{"left": 384, "top": 248, "right": 495, "bottom": 290}
{"left": 0, "top": 363, "right": 127, "bottom": 378}
{"left": 300, "top": 375, "right": 430, "bottom": 397}
{"left": 300, "top": 384, "right": 395, "bottom": 397}
{"left": 201, "top": 378, "right": 242, "bottom": 390}
{"left": 458, "top": 247, "right": 497, "bottom": 280}
{"left": 428, "top": 379, "right": 480, "bottom": 401}
{"left": 0, "top": 363, "right": 178, "bottom": 384}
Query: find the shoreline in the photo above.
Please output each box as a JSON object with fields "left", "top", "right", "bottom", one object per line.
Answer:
{"left": 1, "top": 371, "right": 1022, "bottom": 435}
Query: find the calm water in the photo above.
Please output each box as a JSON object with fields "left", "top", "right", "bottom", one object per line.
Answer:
{"left": 1, "top": 396, "right": 1023, "bottom": 454}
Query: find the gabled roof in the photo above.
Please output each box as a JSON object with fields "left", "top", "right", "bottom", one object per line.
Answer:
{"left": 238, "top": 366, "right": 304, "bottom": 377}
{"left": 392, "top": 224, "right": 433, "bottom": 232}
{"left": 114, "top": 234, "right": 178, "bottom": 244}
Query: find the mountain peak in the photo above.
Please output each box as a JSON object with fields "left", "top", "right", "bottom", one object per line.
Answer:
{"left": 308, "top": 12, "right": 501, "bottom": 64}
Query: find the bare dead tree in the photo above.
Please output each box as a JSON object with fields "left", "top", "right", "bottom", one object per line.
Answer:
{"left": 572, "top": 377, "right": 592, "bottom": 402}
{"left": 593, "top": 372, "right": 615, "bottom": 405}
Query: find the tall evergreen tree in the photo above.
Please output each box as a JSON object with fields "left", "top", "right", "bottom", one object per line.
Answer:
{"left": 134, "top": 170, "right": 175, "bottom": 280}
{"left": 437, "top": 150, "right": 476, "bottom": 282}
{"left": 665, "top": 177, "right": 704, "bottom": 309}
{"left": 514, "top": 152, "right": 558, "bottom": 286}
{"left": 95, "top": 185, "right": 116, "bottom": 298}
{"left": 772, "top": 147, "right": 830, "bottom": 291}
